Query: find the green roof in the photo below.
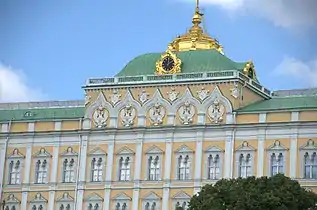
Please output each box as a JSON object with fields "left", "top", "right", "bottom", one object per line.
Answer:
{"left": 237, "top": 96, "right": 317, "bottom": 112}
{"left": 0, "top": 107, "right": 84, "bottom": 122}
{"left": 116, "top": 50, "right": 248, "bottom": 77}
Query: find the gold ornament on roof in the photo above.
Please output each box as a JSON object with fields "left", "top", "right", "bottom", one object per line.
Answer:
{"left": 155, "top": 49, "right": 182, "bottom": 75}
{"left": 168, "top": 0, "right": 224, "bottom": 54}
{"left": 243, "top": 60, "right": 256, "bottom": 79}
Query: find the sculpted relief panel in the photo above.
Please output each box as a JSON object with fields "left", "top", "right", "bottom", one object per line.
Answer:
{"left": 84, "top": 85, "right": 233, "bottom": 129}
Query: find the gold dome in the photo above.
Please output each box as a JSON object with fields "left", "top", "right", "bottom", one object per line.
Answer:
{"left": 168, "top": 0, "right": 224, "bottom": 54}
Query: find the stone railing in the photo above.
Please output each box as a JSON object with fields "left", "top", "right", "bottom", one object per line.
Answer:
{"left": 86, "top": 70, "right": 272, "bottom": 97}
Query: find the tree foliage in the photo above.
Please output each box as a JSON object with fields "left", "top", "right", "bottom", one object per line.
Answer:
{"left": 189, "top": 174, "right": 317, "bottom": 210}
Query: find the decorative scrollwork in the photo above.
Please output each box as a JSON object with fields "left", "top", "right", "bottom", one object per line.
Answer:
{"left": 149, "top": 102, "right": 166, "bottom": 126}
{"left": 120, "top": 103, "right": 136, "bottom": 127}
{"left": 178, "top": 101, "right": 195, "bottom": 125}
{"left": 92, "top": 106, "right": 108, "bottom": 128}
{"left": 207, "top": 99, "right": 225, "bottom": 124}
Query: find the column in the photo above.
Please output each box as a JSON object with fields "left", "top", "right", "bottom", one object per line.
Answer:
{"left": 162, "top": 133, "right": 173, "bottom": 210}
{"left": 224, "top": 130, "right": 233, "bottom": 178}
{"left": 257, "top": 129, "right": 265, "bottom": 177}
{"left": 193, "top": 130, "right": 203, "bottom": 194}
{"left": 0, "top": 138, "right": 8, "bottom": 202}
{"left": 104, "top": 141, "right": 114, "bottom": 210}
{"left": 132, "top": 134, "right": 143, "bottom": 210}
{"left": 23, "top": 144, "right": 32, "bottom": 184}
{"left": 48, "top": 191, "right": 55, "bottom": 210}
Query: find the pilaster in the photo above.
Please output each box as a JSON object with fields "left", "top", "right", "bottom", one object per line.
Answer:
{"left": 132, "top": 133, "right": 143, "bottom": 210}
{"left": 50, "top": 137, "right": 60, "bottom": 183}
{"left": 257, "top": 129, "right": 265, "bottom": 177}
{"left": 48, "top": 190, "right": 55, "bottom": 210}
{"left": 21, "top": 191, "right": 28, "bottom": 210}
{"left": 290, "top": 127, "right": 298, "bottom": 178}
{"left": 23, "top": 144, "right": 32, "bottom": 184}
{"left": 162, "top": 132, "right": 173, "bottom": 210}
{"left": 78, "top": 135, "right": 88, "bottom": 182}
{"left": 224, "top": 130, "right": 233, "bottom": 178}
{"left": 193, "top": 130, "right": 203, "bottom": 193}
{"left": 76, "top": 190, "right": 84, "bottom": 210}
{"left": 104, "top": 136, "right": 115, "bottom": 210}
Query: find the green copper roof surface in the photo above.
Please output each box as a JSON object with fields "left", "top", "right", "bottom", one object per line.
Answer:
{"left": 0, "top": 107, "right": 84, "bottom": 122}
{"left": 237, "top": 96, "right": 317, "bottom": 112}
{"left": 116, "top": 50, "right": 247, "bottom": 77}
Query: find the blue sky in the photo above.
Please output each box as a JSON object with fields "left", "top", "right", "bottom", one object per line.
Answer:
{"left": 0, "top": 0, "right": 316, "bottom": 102}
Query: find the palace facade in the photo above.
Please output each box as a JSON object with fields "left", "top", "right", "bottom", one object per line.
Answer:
{"left": 1, "top": 2, "right": 317, "bottom": 210}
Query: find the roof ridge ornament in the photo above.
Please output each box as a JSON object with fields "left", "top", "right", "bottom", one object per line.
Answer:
{"left": 167, "top": 0, "right": 224, "bottom": 54}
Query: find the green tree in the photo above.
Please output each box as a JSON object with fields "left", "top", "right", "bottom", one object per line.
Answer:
{"left": 189, "top": 174, "right": 317, "bottom": 210}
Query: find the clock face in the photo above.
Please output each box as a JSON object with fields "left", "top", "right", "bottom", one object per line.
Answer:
{"left": 162, "top": 56, "right": 175, "bottom": 72}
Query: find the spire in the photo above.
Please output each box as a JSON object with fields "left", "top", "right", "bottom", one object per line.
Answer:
{"left": 167, "top": 0, "right": 224, "bottom": 54}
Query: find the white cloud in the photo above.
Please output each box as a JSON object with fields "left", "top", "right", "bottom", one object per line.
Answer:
{"left": 193, "top": 0, "right": 317, "bottom": 29}
{"left": 0, "top": 64, "right": 45, "bottom": 102}
{"left": 274, "top": 56, "right": 317, "bottom": 87}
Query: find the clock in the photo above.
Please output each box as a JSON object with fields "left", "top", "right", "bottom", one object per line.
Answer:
{"left": 162, "top": 56, "right": 175, "bottom": 72}
{"left": 155, "top": 49, "right": 182, "bottom": 75}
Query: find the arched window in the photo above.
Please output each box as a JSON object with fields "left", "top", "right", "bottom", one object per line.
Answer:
{"left": 91, "top": 157, "right": 103, "bottom": 182}
{"left": 148, "top": 156, "right": 160, "bottom": 180}
{"left": 271, "top": 153, "right": 284, "bottom": 176}
{"left": 177, "top": 155, "right": 190, "bottom": 180}
{"left": 238, "top": 154, "right": 252, "bottom": 178}
{"left": 35, "top": 159, "right": 48, "bottom": 183}
{"left": 304, "top": 152, "right": 317, "bottom": 179}
{"left": 119, "top": 157, "right": 131, "bottom": 181}
{"left": 63, "top": 158, "right": 75, "bottom": 183}
{"left": 9, "top": 160, "right": 21, "bottom": 184}
{"left": 207, "top": 154, "right": 220, "bottom": 180}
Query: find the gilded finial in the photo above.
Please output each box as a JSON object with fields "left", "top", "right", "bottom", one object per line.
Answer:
{"left": 192, "top": 0, "right": 203, "bottom": 26}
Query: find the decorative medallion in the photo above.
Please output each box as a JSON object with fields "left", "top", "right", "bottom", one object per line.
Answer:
{"left": 84, "top": 93, "right": 91, "bottom": 106}
{"left": 92, "top": 105, "right": 109, "bottom": 128}
{"left": 230, "top": 84, "right": 239, "bottom": 99}
{"left": 155, "top": 49, "right": 182, "bottom": 75}
{"left": 197, "top": 87, "right": 209, "bottom": 101}
{"left": 110, "top": 89, "right": 121, "bottom": 105}
{"left": 149, "top": 102, "right": 166, "bottom": 126}
{"left": 120, "top": 103, "right": 136, "bottom": 127}
{"left": 167, "top": 87, "right": 179, "bottom": 102}
{"left": 139, "top": 90, "right": 150, "bottom": 104}
{"left": 178, "top": 101, "right": 195, "bottom": 125}
{"left": 207, "top": 99, "right": 225, "bottom": 124}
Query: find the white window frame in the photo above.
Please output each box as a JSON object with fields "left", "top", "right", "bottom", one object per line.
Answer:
{"left": 174, "top": 145, "right": 194, "bottom": 181}
{"left": 112, "top": 192, "right": 132, "bottom": 210}
{"left": 145, "top": 146, "right": 163, "bottom": 181}
{"left": 172, "top": 191, "right": 191, "bottom": 210}
{"left": 235, "top": 141, "right": 255, "bottom": 178}
{"left": 84, "top": 193, "right": 103, "bottom": 210}
{"left": 60, "top": 147, "right": 78, "bottom": 183}
{"left": 55, "top": 192, "right": 74, "bottom": 210}
{"left": 266, "top": 140, "right": 287, "bottom": 177}
{"left": 29, "top": 193, "right": 48, "bottom": 210}
{"left": 300, "top": 139, "right": 317, "bottom": 179}
{"left": 33, "top": 148, "right": 51, "bottom": 184}
{"left": 6, "top": 148, "right": 24, "bottom": 185}
{"left": 3, "top": 194, "right": 20, "bottom": 210}
{"left": 204, "top": 146, "right": 224, "bottom": 180}
{"left": 116, "top": 146, "right": 134, "bottom": 182}
{"left": 141, "top": 192, "right": 161, "bottom": 210}
{"left": 88, "top": 147, "right": 107, "bottom": 182}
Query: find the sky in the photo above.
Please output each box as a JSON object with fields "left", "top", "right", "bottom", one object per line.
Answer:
{"left": 0, "top": 0, "right": 316, "bottom": 102}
